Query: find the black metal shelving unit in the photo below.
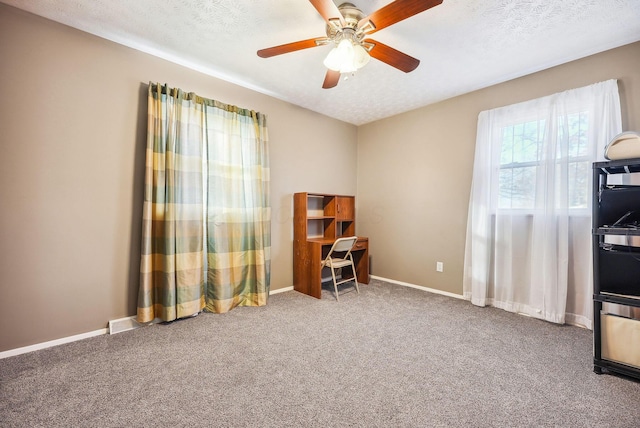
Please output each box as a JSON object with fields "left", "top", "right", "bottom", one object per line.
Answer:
{"left": 592, "top": 158, "right": 640, "bottom": 380}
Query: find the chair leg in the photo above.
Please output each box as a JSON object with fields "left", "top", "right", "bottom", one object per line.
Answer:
{"left": 330, "top": 267, "right": 340, "bottom": 302}
{"left": 350, "top": 257, "right": 359, "bottom": 294}
{"left": 352, "top": 270, "right": 359, "bottom": 294}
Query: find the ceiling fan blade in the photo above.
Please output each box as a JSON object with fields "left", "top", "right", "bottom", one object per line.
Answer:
{"left": 257, "top": 37, "right": 329, "bottom": 58}
{"left": 322, "top": 69, "right": 341, "bottom": 89}
{"left": 309, "top": 0, "right": 345, "bottom": 26}
{"left": 367, "top": 39, "right": 420, "bottom": 73}
{"left": 359, "top": 0, "right": 443, "bottom": 34}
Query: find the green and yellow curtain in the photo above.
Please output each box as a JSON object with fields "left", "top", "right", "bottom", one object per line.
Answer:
{"left": 138, "top": 83, "right": 270, "bottom": 323}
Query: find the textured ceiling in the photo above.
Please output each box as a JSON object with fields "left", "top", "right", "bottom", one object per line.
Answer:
{"left": 4, "top": 0, "right": 640, "bottom": 125}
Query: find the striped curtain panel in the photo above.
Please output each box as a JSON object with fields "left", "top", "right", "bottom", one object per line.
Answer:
{"left": 204, "top": 103, "right": 270, "bottom": 313}
{"left": 138, "top": 84, "right": 270, "bottom": 323}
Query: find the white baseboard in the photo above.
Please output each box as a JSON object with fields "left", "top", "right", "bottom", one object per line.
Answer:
{"left": 0, "top": 328, "right": 108, "bottom": 359}
{"left": 370, "top": 275, "right": 466, "bottom": 300}
{"left": 2, "top": 280, "right": 462, "bottom": 359}
{"left": 1, "top": 280, "right": 458, "bottom": 359}
{"left": 1, "top": 286, "right": 296, "bottom": 359}
{"left": 270, "top": 285, "right": 293, "bottom": 294}
{"left": 379, "top": 275, "right": 590, "bottom": 330}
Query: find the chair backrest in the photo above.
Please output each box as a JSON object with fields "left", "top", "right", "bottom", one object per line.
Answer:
{"left": 328, "top": 236, "right": 358, "bottom": 256}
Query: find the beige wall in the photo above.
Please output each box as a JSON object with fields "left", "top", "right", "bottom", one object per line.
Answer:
{"left": 0, "top": 4, "right": 357, "bottom": 352}
{"left": 357, "top": 41, "right": 640, "bottom": 295}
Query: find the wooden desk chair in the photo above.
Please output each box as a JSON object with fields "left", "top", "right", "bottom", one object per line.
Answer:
{"left": 321, "top": 236, "right": 360, "bottom": 301}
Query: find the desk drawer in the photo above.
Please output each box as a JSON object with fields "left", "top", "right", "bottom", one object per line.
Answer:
{"left": 353, "top": 239, "right": 368, "bottom": 251}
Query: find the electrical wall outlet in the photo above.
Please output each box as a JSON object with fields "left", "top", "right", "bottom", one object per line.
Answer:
{"left": 436, "top": 261, "right": 444, "bottom": 272}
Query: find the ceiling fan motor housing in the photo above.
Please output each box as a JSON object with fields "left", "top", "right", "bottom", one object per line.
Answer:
{"left": 325, "top": 2, "right": 367, "bottom": 42}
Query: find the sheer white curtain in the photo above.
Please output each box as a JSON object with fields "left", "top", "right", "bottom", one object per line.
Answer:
{"left": 463, "top": 80, "right": 622, "bottom": 328}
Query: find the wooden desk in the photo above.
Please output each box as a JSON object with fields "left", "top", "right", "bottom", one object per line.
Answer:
{"left": 293, "top": 192, "right": 370, "bottom": 299}
{"left": 293, "top": 236, "right": 369, "bottom": 299}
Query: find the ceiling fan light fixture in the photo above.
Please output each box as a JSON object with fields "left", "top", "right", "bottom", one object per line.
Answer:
{"left": 323, "top": 38, "right": 354, "bottom": 72}
{"left": 323, "top": 38, "right": 370, "bottom": 74}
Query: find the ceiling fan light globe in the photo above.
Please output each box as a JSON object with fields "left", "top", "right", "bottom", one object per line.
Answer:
{"left": 354, "top": 44, "right": 370, "bottom": 69}
{"left": 323, "top": 48, "right": 341, "bottom": 71}
{"left": 339, "top": 62, "right": 358, "bottom": 74}
{"left": 324, "top": 38, "right": 358, "bottom": 73}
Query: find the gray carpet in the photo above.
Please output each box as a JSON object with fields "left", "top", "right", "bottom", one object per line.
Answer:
{"left": 1, "top": 279, "right": 640, "bottom": 427}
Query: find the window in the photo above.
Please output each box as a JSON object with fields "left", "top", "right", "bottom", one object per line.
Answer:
{"left": 464, "top": 79, "right": 622, "bottom": 327}
{"left": 559, "top": 111, "right": 590, "bottom": 209}
{"left": 498, "top": 111, "right": 590, "bottom": 210}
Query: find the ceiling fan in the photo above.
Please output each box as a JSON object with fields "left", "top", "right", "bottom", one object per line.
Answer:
{"left": 257, "top": 0, "right": 443, "bottom": 89}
